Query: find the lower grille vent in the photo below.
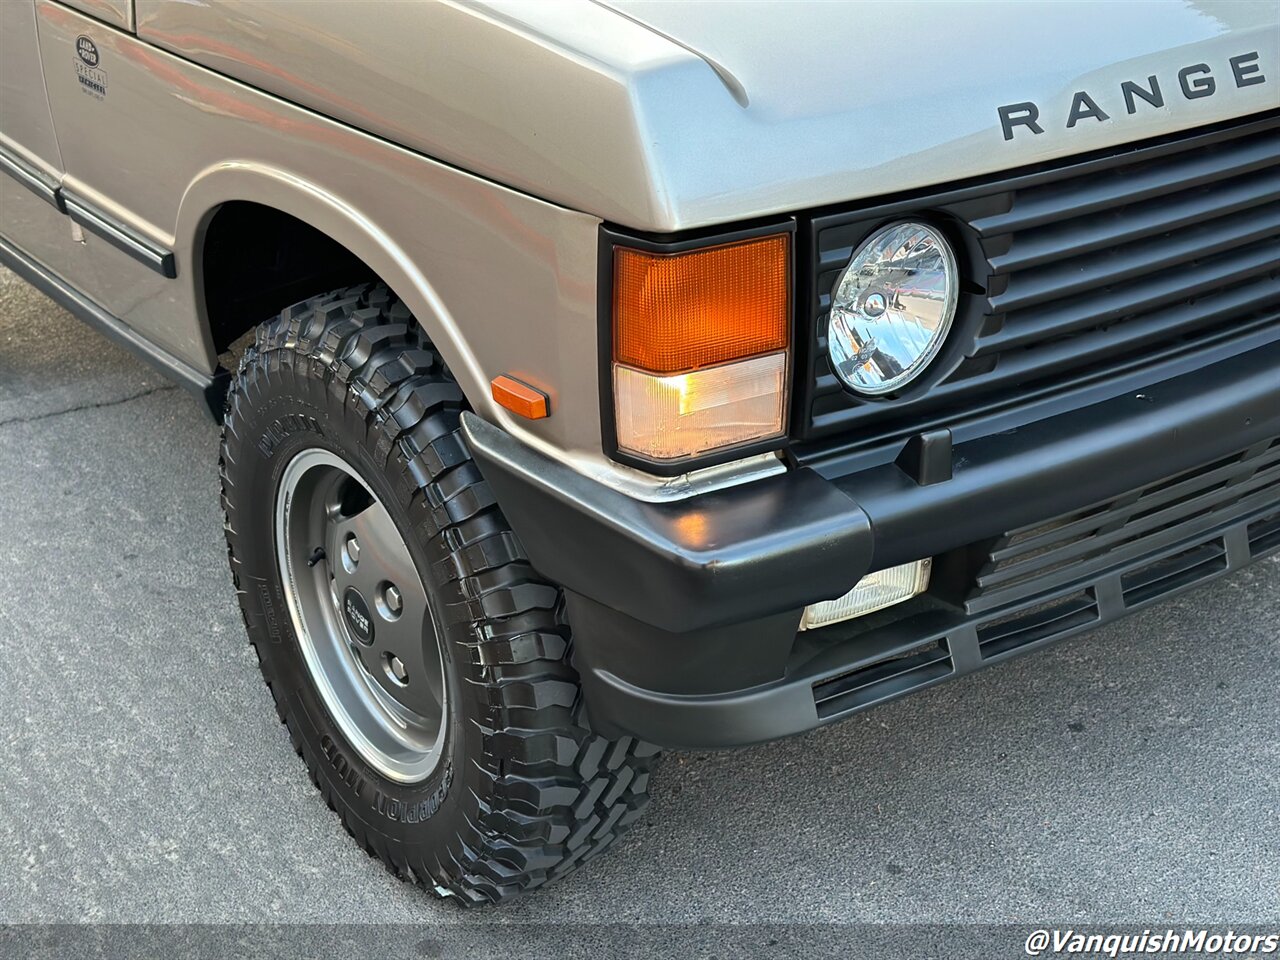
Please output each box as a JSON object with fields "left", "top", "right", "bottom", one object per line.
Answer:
{"left": 1249, "top": 512, "right": 1280, "bottom": 557}
{"left": 812, "top": 640, "right": 951, "bottom": 719}
{"left": 977, "top": 591, "right": 1099, "bottom": 659}
{"left": 1120, "top": 539, "right": 1228, "bottom": 606}
{"left": 971, "top": 437, "right": 1280, "bottom": 613}
{"left": 802, "top": 455, "right": 1279, "bottom": 727}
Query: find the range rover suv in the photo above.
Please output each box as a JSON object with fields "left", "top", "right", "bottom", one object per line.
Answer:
{"left": 1, "top": 0, "right": 1277, "bottom": 905}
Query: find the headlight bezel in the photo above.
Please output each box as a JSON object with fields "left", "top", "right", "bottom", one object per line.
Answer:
{"left": 800, "top": 210, "right": 987, "bottom": 434}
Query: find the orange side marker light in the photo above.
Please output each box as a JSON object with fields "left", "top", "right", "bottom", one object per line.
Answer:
{"left": 491, "top": 375, "right": 550, "bottom": 420}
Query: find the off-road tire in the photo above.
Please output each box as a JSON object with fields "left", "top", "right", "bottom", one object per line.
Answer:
{"left": 219, "top": 283, "right": 657, "bottom": 904}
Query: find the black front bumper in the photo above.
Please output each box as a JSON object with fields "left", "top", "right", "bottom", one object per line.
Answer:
{"left": 463, "top": 339, "right": 1280, "bottom": 749}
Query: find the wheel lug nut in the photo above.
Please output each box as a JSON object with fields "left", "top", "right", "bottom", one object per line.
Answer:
{"left": 388, "top": 654, "right": 408, "bottom": 684}
{"left": 344, "top": 535, "right": 360, "bottom": 569}
{"left": 385, "top": 585, "right": 402, "bottom": 615}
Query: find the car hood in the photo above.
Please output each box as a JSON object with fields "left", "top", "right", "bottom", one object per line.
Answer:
{"left": 589, "top": 0, "right": 1278, "bottom": 228}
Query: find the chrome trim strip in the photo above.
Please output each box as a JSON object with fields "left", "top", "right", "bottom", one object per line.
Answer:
{"left": 564, "top": 450, "right": 788, "bottom": 503}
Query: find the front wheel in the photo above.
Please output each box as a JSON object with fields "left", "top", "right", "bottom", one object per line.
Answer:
{"left": 219, "top": 283, "right": 656, "bottom": 904}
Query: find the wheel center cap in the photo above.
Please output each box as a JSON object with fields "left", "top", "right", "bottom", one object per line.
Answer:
{"left": 342, "top": 587, "right": 374, "bottom": 646}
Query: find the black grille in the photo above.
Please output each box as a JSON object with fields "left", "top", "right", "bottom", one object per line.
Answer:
{"left": 800, "top": 438, "right": 1280, "bottom": 725}
{"left": 796, "top": 112, "right": 1280, "bottom": 451}
{"left": 969, "top": 437, "right": 1280, "bottom": 615}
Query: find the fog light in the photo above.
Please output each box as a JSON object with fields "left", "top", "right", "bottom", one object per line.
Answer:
{"left": 799, "top": 559, "right": 932, "bottom": 630}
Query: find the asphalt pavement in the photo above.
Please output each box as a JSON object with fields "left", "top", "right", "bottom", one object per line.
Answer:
{"left": 1, "top": 266, "right": 1277, "bottom": 945}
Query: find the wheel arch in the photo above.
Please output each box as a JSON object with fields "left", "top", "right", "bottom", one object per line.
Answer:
{"left": 178, "top": 162, "right": 489, "bottom": 405}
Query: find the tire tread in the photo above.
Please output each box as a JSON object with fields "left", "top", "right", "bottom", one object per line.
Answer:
{"left": 219, "top": 283, "right": 655, "bottom": 905}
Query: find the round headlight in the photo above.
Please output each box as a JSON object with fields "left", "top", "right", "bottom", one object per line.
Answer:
{"left": 828, "top": 222, "right": 959, "bottom": 396}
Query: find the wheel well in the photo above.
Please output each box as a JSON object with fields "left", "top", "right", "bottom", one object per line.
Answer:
{"left": 202, "top": 202, "right": 376, "bottom": 356}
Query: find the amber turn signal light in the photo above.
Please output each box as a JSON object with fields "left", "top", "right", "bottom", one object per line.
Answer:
{"left": 491, "top": 375, "right": 549, "bottom": 420}
{"left": 610, "top": 231, "right": 792, "bottom": 463}
{"left": 613, "top": 234, "right": 790, "bottom": 374}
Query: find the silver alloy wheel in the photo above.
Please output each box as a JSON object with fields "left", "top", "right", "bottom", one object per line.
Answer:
{"left": 275, "top": 448, "right": 447, "bottom": 783}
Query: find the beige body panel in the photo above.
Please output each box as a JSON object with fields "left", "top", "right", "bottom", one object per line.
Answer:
{"left": 134, "top": 0, "right": 692, "bottom": 231}
{"left": 0, "top": 178, "right": 125, "bottom": 318}
{"left": 0, "top": 0, "right": 107, "bottom": 312}
{"left": 4, "top": 0, "right": 1278, "bottom": 493}
{"left": 135, "top": 0, "right": 1279, "bottom": 233}
{"left": 24, "top": 1, "right": 623, "bottom": 485}
{"left": 1, "top": 0, "right": 64, "bottom": 169}
{"left": 58, "top": 0, "right": 132, "bottom": 32}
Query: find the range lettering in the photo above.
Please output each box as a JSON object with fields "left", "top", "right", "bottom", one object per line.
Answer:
{"left": 998, "top": 51, "right": 1268, "bottom": 141}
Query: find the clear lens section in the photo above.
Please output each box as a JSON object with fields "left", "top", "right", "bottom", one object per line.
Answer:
{"left": 614, "top": 351, "right": 787, "bottom": 461}
{"left": 828, "top": 222, "right": 958, "bottom": 395}
{"left": 799, "top": 559, "right": 932, "bottom": 631}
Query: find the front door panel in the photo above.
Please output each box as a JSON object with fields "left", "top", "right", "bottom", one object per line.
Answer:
{"left": 31, "top": 1, "right": 196, "bottom": 363}
{"left": 0, "top": 0, "right": 103, "bottom": 301}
